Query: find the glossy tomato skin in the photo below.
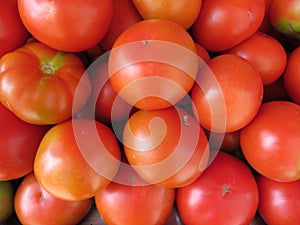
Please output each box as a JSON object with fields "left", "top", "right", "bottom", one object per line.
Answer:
{"left": 34, "top": 119, "right": 121, "bottom": 201}
{"left": 0, "top": 102, "right": 49, "bottom": 181}
{"left": 283, "top": 46, "right": 300, "bottom": 105}
{"left": 108, "top": 19, "right": 198, "bottom": 110}
{"left": 123, "top": 106, "right": 210, "bottom": 188}
{"left": 240, "top": 101, "right": 300, "bottom": 182}
{"left": 226, "top": 31, "right": 287, "bottom": 85}
{"left": 17, "top": 0, "right": 113, "bottom": 52}
{"left": 99, "top": 0, "right": 143, "bottom": 52}
{"left": 176, "top": 151, "right": 259, "bottom": 225}
{"left": 95, "top": 180, "right": 175, "bottom": 225}
{"left": 0, "top": 42, "right": 91, "bottom": 125}
{"left": 14, "top": 173, "right": 93, "bottom": 225}
{"left": 132, "top": 0, "right": 202, "bottom": 29}
{"left": 0, "top": 0, "right": 30, "bottom": 58}
{"left": 191, "top": 0, "right": 265, "bottom": 52}
{"left": 256, "top": 174, "right": 300, "bottom": 225}
{"left": 269, "top": 0, "right": 300, "bottom": 40}
{"left": 191, "top": 54, "right": 263, "bottom": 133}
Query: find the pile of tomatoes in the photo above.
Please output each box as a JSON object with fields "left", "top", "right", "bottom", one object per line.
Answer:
{"left": 1, "top": 0, "right": 300, "bottom": 224}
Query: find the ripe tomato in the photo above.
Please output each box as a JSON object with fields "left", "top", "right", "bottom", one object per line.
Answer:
{"left": 17, "top": 0, "right": 113, "bottom": 52}
{"left": 94, "top": 180, "right": 175, "bottom": 225}
{"left": 132, "top": 0, "right": 202, "bottom": 29}
{"left": 176, "top": 151, "right": 259, "bottom": 225}
{"left": 0, "top": 102, "right": 49, "bottom": 181}
{"left": 108, "top": 19, "right": 198, "bottom": 110}
{"left": 256, "top": 174, "right": 300, "bottom": 225}
{"left": 226, "top": 31, "right": 287, "bottom": 85}
{"left": 0, "top": 181, "right": 14, "bottom": 223}
{"left": 99, "top": 0, "right": 143, "bottom": 52}
{"left": 191, "top": 54, "right": 263, "bottom": 133}
{"left": 195, "top": 42, "right": 210, "bottom": 63}
{"left": 0, "top": 0, "right": 30, "bottom": 58}
{"left": 269, "top": 0, "right": 300, "bottom": 40}
{"left": 34, "top": 119, "right": 121, "bottom": 201}
{"left": 283, "top": 46, "right": 300, "bottom": 105}
{"left": 122, "top": 106, "right": 210, "bottom": 188}
{"left": 14, "top": 173, "right": 92, "bottom": 225}
{"left": 240, "top": 101, "right": 300, "bottom": 182}
{"left": 191, "top": 0, "right": 265, "bottom": 52}
{"left": 0, "top": 42, "right": 91, "bottom": 125}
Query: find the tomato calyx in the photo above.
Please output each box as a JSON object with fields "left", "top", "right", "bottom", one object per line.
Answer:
{"left": 41, "top": 63, "right": 55, "bottom": 76}
{"left": 40, "top": 52, "right": 67, "bottom": 76}
{"left": 221, "top": 185, "right": 231, "bottom": 197}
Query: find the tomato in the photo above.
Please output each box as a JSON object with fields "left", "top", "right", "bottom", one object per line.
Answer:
{"left": 256, "top": 174, "right": 300, "bottom": 225}
{"left": 283, "top": 46, "right": 300, "bottom": 105}
{"left": 191, "top": 54, "right": 263, "bottom": 133}
{"left": 191, "top": 0, "right": 265, "bottom": 52}
{"left": 132, "top": 0, "right": 202, "bottom": 29}
{"left": 108, "top": 19, "right": 198, "bottom": 110}
{"left": 99, "top": 0, "right": 143, "bottom": 52}
{"left": 122, "top": 106, "right": 210, "bottom": 188}
{"left": 195, "top": 42, "right": 210, "bottom": 63}
{"left": 0, "top": 102, "right": 49, "bottom": 181}
{"left": 240, "top": 101, "right": 300, "bottom": 182}
{"left": 94, "top": 180, "right": 175, "bottom": 225}
{"left": 0, "top": 42, "right": 91, "bottom": 125}
{"left": 17, "top": 0, "right": 113, "bottom": 52}
{"left": 0, "top": 181, "right": 14, "bottom": 223}
{"left": 87, "top": 61, "right": 136, "bottom": 124}
{"left": 0, "top": 0, "right": 30, "bottom": 58}
{"left": 34, "top": 119, "right": 121, "bottom": 201}
{"left": 14, "top": 173, "right": 92, "bottom": 225}
{"left": 226, "top": 31, "right": 287, "bottom": 85}
{"left": 176, "top": 151, "right": 259, "bottom": 225}
{"left": 269, "top": 0, "right": 300, "bottom": 40}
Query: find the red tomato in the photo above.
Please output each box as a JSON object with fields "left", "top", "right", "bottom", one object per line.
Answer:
{"left": 256, "top": 174, "right": 300, "bottom": 225}
{"left": 34, "top": 119, "right": 121, "bottom": 201}
{"left": 99, "top": 0, "right": 143, "bottom": 52}
{"left": 176, "top": 151, "right": 259, "bottom": 225}
{"left": 191, "top": 54, "right": 263, "bottom": 133}
{"left": 0, "top": 0, "right": 30, "bottom": 58}
{"left": 0, "top": 102, "right": 49, "bottom": 181}
{"left": 14, "top": 173, "right": 92, "bottom": 225}
{"left": 191, "top": 0, "right": 265, "bottom": 52}
{"left": 269, "top": 0, "right": 300, "bottom": 40}
{"left": 283, "top": 46, "right": 300, "bottom": 105}
{"left": 132, "top": 0, "right": 202, "bottom": 29}
{"left": 240, "top": 101, "right": 300, "bottom": 182}
{"left": 88, "top": 61, "right": 136, "bottom": 124}
{"left": 0, "top": 181, "right": 14, "bottom": 223}
{"left": 0, "top": 42, "right": 91, "bottom": 125}
{"left": 195, "top": 42, "right": 210, "bottom": 63}
{"left": 94, "top": 179, "right": 175, "bottom": 225}
{"left": 17, "top": 0, "right": 113, "bottom": 52}
{"left": 108, "top": 19, "right": 198, "bottom": 110}
{"left": 226, "top": 31, "right": 287, "bottom": 85}
{"left": 123, "top": 106, "right": 210, "bottom": 188}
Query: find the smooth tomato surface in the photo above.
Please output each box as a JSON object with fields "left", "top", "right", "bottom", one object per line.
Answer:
{"left": 0, "top": 42, "right": 91, "bottom": 125}
{"left": 240, "top": 101, "right": 300, "bottom": 182}
{"left": 283, "top": 46, "right": 300, "bottom": 105}
{"left": 226, "top": 31, "right": 287, "bottom": 85}
{"left": 34, "top": 119, "right": 121, "bottom": 201}
{"left": 17, "top": 0, "right": 113, "bottom": 52}
{"left": 108, "top": 19, "right": 198, "bottom": 110}
{"left": 95, "top": 180, "right": 175, "bottom": 225}
{"left": 0, "top": 0, "right": 30, "bottom": 58}
{"left": 256, "top": 174, "right": 300, "bottom": 225}
{"left": 132, "top": 0, "right": 202, "bottom": 29}
{"left": 0, "top": 102, "right": 49, "bottom": 181}
{"left": 191, "top": 54, "right": 263, "bottom": 133}
{"left": 191, "top": 0, "right": 265, "bottom": 51}
{"left": 123, "top": 106, "right": 210, "bottom": 188}
{"left": 14, "top": 173, "right": 92, "bottom": 225}
{"left": 176, "top": 151, "right": 259, "bottom": 225}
